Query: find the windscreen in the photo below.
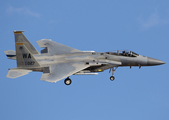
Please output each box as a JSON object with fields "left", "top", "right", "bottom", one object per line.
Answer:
{"left": 106, "top": 50, "right": 139, "bottom": 57}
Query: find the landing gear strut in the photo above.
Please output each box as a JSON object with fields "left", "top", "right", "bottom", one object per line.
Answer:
{"left": 64, "top": 77, "right": 72, "bottom": 85}
{"left": 109, "top": 67, "right": 118, "bottom": 81}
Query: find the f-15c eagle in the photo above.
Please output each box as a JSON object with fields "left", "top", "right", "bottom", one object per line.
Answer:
{"left": 4, "top": 31, "right": 165, "bottom": 85}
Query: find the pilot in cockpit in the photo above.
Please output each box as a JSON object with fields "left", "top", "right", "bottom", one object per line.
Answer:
{"left": 126, "top": 51, "right": 129, "bottom": 56}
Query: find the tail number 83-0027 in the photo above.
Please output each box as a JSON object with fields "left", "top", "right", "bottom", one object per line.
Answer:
{"left": 25, "top": 61, "right": 35, "bottom": 65}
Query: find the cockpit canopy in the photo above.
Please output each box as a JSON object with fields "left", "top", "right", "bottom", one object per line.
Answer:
{"left": 106, "top": 50, "right": 139, "bottom": 57}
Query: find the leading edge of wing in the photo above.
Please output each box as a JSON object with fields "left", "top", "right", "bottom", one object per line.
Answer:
{"left": 37, "top": 39, "right": 82, "bottom": 54}
{"left": 40, "top": 62, "right": 90, "bottom": 83}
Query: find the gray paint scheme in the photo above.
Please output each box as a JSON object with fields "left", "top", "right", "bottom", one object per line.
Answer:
{"left": 15, "top": 44, "right": 40, "bottom": 68}
{"left": 5, "top": 31, "right": 165, "bottom": 84}
{"left": 37, "top": 39, "right": 81, "bottom": 54}
{"left": 14, "top": 31, "right": 39, "bottom": 54}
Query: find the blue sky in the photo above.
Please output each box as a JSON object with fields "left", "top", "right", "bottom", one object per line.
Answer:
{"left": 0, "top": 0, "right": 169, "bottom": 120}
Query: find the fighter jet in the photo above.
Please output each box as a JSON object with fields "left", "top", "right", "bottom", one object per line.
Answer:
{"left": 4, "top": 31, "right": 165, "bottom": 85}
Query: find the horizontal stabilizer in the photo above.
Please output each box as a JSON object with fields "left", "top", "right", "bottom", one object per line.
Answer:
{"left": 4, "top": 50, "right": 16, "bottom": 60}
{"left": 6, "top": 68, "right": 32, "bottom": 78}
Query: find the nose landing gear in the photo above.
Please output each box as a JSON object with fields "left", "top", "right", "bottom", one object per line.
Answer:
{"left": 109, "top": 67, "right": 118, "bottom": 81}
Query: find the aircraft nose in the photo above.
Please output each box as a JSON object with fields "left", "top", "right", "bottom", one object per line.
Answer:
{"left": 147, "top": 57, "right": 165, "bottom": 66}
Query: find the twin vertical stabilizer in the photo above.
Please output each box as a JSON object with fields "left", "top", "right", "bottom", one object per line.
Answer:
{"left": 14, "top": 31, "right": 40, "bottom": 68}
{"left": 6, "top": 31, "right": 41, "bottom": 79}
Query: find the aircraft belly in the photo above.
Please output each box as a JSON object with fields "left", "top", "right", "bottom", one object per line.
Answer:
{"left": 85, "top": 64, "right": 115, "bottom": 72}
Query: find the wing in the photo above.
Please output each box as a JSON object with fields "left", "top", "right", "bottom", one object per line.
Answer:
{"left": 6, "top": 68, "right": 32, "bottom": 78}
{"left": 41, "top": 62, "right": 89, "bottom": 83}
{"left": 37, "top": 39, "right": 82, "bottom": 54}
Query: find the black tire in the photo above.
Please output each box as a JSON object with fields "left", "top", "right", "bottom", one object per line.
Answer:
{"left": 110, "top": 76, "right": 115, "bottom": 81}
{"left": 64, "top": 78, "right": 72, "bottom": 85}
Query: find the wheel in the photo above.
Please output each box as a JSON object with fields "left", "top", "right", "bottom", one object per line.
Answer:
{"left": 110, "top": 76, "right": 115, "bottom": 81}
{"left": 64, "top": 78, "right": 72, "bottom": 85}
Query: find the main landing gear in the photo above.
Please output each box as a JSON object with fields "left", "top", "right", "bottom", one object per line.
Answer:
{"left": 109, "top": 67, "right": 118, "bottom": 81}
{"left": 64, "top": 66, "right": 118, "bottom": 85}
{"left": 64, "top": 77, "right": 72, "bottom": 85}
{"left": 110, "top": 76, "right": 115, "bottom": 81}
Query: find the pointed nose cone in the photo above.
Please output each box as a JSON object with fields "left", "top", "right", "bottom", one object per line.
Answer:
{"left": 147, "top": 57, "right": 165, "bottom": 66}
